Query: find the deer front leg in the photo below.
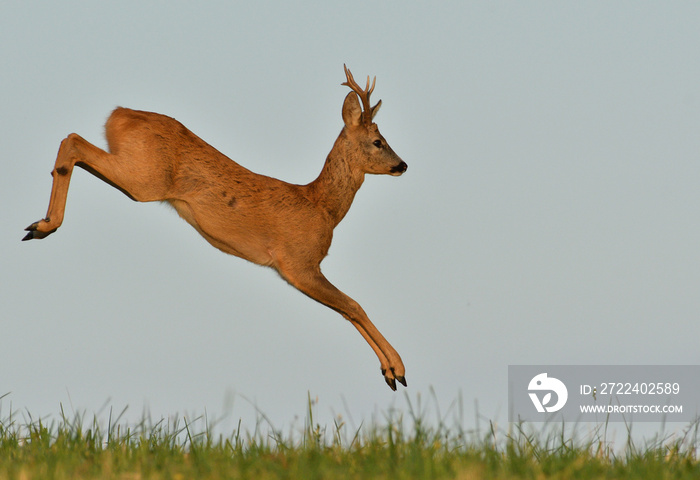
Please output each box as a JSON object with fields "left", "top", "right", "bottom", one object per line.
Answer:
{"left": 279, "top": 265, "right": 407, "bottom": 390}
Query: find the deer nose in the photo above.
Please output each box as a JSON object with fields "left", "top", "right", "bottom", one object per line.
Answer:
{"left": 391, "top": 161, "right": 408, "bottom": 174}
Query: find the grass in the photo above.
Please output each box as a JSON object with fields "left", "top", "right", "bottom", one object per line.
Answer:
{"left": 0, "top": 392, "right": 698, "bottom": 479}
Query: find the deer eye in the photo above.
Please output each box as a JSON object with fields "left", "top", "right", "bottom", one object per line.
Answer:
{"left": 373, "top": 140, "right": 383, "bottom": 148}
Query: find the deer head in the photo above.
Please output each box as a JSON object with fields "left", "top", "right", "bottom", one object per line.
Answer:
{"left": 340, "top": 65, "right": 407, "bottom": 176}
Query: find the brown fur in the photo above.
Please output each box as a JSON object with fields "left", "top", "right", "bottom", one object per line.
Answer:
{"left": 24, "top": 66, "right": 408, "bottom": 390}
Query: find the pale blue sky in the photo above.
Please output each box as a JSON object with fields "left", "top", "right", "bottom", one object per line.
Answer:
{"left": 2, "top": 2, "right": 699, "bottom": 435}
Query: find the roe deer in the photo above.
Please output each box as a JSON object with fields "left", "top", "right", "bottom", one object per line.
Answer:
{"left": 23, "top": 65, "right": 408, "bottom": 390}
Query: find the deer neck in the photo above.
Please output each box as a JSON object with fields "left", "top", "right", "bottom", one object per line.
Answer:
{"left": 308, "top": 132, "right": 365, "bottom": 227}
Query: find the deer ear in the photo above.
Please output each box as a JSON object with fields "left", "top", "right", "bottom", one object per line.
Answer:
{"left": 370, "top": 99, "right": 382, "bottom": 120}
{"left": 342, "top": 92, "right": 362, "bottom": 127}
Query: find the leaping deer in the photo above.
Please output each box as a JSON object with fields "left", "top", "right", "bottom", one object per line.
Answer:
{"left": 23, "top": 65, "right": 408, "bottom": 390}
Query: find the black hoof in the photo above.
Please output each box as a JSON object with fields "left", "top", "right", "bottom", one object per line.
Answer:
{"left": 21, "top": 222, "right": 56, "bottom": 241}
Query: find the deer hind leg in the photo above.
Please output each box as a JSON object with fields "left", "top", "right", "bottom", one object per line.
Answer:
{"left": 23, "top": 133, "right": 160, "bottom": 241}
{"left": 279, "top": 265, "right": 407, "bottom": 390}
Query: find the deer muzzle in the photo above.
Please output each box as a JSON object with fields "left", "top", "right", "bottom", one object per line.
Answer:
{"left": 390, "top": 161, "right": 408, "bottom": 175}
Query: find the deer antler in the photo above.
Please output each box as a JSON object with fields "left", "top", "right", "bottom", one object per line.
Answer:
{"left": 342, "top": 64, "right": 377, "bottom": 126}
